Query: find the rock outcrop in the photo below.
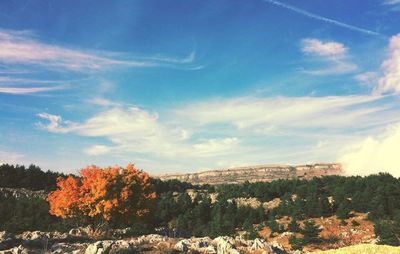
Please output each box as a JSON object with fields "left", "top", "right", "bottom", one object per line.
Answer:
{"left": 0, "top": 231, "right": 288, "bottom": 254}
{"left": 158, "top": 163, "right": 342, "bottom": 185}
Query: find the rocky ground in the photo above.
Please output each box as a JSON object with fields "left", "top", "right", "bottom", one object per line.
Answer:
{"left": 0, "top": 229, "right": 289, "bottom": 254}
{"left": 0, "top": 212, "right": 382, "bottom": 254}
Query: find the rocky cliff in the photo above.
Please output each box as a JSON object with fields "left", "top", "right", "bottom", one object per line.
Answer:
{"left": 158, "top": 163, "right": 343, "bottom": 185}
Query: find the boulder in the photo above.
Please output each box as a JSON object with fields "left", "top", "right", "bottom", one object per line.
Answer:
{"left": 0, "top": 245, "right": 29, "bottom": 254}
{"left": 194, "top": 237, "right": 211, "bottom": 248}
{"left": 51, "top": 242, "right": 87, "bottom": 254}
{"left": 109, "top": 240, "right": 134, "bottom": 254}
{"left": 85, "top": 240, "right": 113, "bottom": 254}
{"left": 175, "top": 240, "right": 189, "bottom": 252}
{"left": 136, "top": 234, "right": 166, "bottom": 244}
{"left": 111, "top": 228, "right": 133, "bottom": 238}
{"left": 19, "top": 231, "right": 49, "bottom": 246}
{"left": 214, "top": 237, "right": 239, "bottom": 254}
{"left": 84, "top": 240, "right": 133, "bottom": 254}
{"left": 69, "top": 227, "right": 88, "bottom": 237}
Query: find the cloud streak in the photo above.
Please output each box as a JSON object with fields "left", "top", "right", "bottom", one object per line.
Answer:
{"left": 176, "top": 95, "right": 390, "bottom": 130}
{"left": 0, "top": 30, "right": 200, "bottom": 72}
{"left": 0, "top": 29, "right": 202, "bottom": 97}
{"left": 263, "top": 0, "right": 385, "bottom": 37}
{"left": 0, "top": 86, "right": 65, "bottom": 94}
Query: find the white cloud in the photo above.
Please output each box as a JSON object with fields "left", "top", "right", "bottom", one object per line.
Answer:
{"left": 375, "top": 34, "right": 400, "bottom": 95}
{"left": 36, "top": 113, "right": 72, "bottom": 132}
{"left": 303, "top": 60, "right": 357, "bottom": 76}
{"left": 354, "top": 71, "right": 379, "bottom": 87}
{"left": 37, "top": 107, "right": 159, "bottom": 137}
{"left": 0, "top": 29, "right": 201, "bottom": 97}
{"left": 302, "top": 39, "right": 347, "bottom": 57}
{"left": 384, "top": 0, "right": 400, "bottom": 5}
{"left": 193, "top": 138, "right": 240, "bottom": 156}
{"left": 334, "top": 33, "right": 400, "bottom": 176}
{"left": 0, "top": 29, "right": 200, "bottom": 73}
{"left": 84, "top": 145, "right": 112, "bottom": 156}
{"left": 176, "top": 95, "right": 390, "bottom": 130}
{"left": 86, "top": 97, "right": 122, "bottom": 107}
{"left": 36, "top": 93, "right": 400, "bottom": 173}
{"left": 0, "top": 86, "right": 64, "bottom": 94}
{"left": 37, "top": 106, "right": 240, "bottom": 160}
{"left": 0, "top": 76, "right": 61, "bottom": 84}
{"left": 301, "top": 38, "right": 357, "bottom": 75}
{"left": 339, "top": 124, "right": 400, "bottom": 177}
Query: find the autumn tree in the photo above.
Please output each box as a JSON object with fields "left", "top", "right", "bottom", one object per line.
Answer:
{"left": 47, "top": 164, "right": 156, "bottom": 225}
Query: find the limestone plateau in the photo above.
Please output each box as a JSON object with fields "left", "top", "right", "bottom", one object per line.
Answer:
{"left": 157, "top": 163, "right": 343, "bottom": 185}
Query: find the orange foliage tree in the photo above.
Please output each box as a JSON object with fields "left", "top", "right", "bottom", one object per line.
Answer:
{"left": 47, "top": 163, "right": 156, "bottom": 223}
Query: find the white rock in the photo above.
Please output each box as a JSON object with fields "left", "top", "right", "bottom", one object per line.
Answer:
{"left": 0, "top": 245, "right": 29, "bottom": 254}
{"left": 175, "top": 240, "right": 189, "bottom": 252}
{"left": 85, "top": 240, "right": 113, "bottom": 254}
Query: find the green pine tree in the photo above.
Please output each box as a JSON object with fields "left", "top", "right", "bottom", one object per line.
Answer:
{"left": 302, "top": 220, "right": 322, "bottom": 245}
{"left": 288, "top": 217, "right": 301, "bottom": 233}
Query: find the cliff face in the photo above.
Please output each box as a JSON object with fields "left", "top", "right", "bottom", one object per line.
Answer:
{"left": 158, "top": 163, "right": 343, "bottom": 185}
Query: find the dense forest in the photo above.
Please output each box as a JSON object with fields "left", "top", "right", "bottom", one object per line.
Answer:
{"left": 1, "top": 164, "right": 400, "bottom": 248}
{"left": 0, "top": 164, "right": 67, "bottom": 191}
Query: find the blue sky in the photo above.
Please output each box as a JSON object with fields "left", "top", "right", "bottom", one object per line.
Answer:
{"left": 1, "top": 0, "right": 400, "bottom": 175}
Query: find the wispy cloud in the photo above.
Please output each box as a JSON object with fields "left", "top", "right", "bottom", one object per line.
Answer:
{"left": 175, "top": 95, "right": 394, "bottom": 130}
{"left": 0, "top": 30, "right": 200, "bottom": 72}
{"left": 35, "top": 92, "right": 399, "bottom": 169}
{"left": 36, "top": 107, "right": 239, "bottom": 160}
{"left": 302, "top": 39, "right": 347, "bottom": 57}
{"left": 0, "top": 29, "right": 202, "bottom": 97}
{"left": 384, "top": 0, "right": 400, "bottom": 10}
{"left": 302, "top": 60, "right": 357, "bottom": 76}
{"left": 354, "top": 71, "right": 379, "bottom": 87}
{"left": 0, "top": 86, "right": 65, "bottom": 94}
{"left": 301, "top": 38, "right": 357, "bottom": 75}
{"left": 263, "top": 0, "right": 385, "bottom": 37}
{"left": 0, "top": 76, "right": 75, "bottom": 84}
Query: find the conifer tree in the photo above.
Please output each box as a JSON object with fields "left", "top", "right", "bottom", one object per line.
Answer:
{"left": 302, "top": 220, "right": 322, "bottom": 244}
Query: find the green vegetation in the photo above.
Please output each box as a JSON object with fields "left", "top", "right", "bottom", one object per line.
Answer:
{"left": 0, "top": 164, "right": 66, "bottom": 191}
{"left": 1, "top": 163, "right": 400, "bottom": 247}
{"left": 288, "top": 219, "right": 322, "bottom": 250}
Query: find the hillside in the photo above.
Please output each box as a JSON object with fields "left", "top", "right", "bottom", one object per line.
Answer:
{"left": 157, "top": 163, "right": 343, "bottom": 185}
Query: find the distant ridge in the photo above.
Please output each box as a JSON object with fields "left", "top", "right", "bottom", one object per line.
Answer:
{"left": 157, "top": 163, "right": 343, "bottom": 185}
